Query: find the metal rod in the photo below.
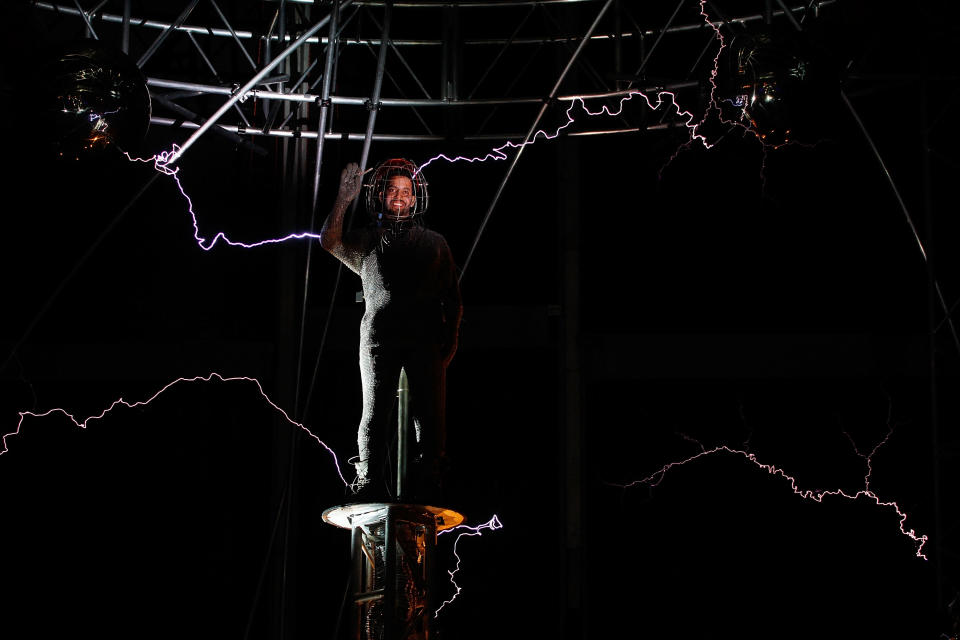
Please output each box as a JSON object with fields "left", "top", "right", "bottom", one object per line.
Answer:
{"left": 121, "top": 0, "right": 130, "bottom": 52}
{"left": 305, "top": 3, "right": 362, "bottom": 96}
{"left": 149, "top": 117, "right": 442, "bottom": 140}
{"left": 362, "top": 41, "right": 434, "bottom": 135}
{"left": 630, "top": 0, "right": 685, "bottom": 86}
{"left": 840, "top": 91, "right": 926, "bottom": 262}
{"left": 209, "top": 0, "right": 258, "bottom": 69}
{"left": 473, "top": 40, "right": 545, "bottom": 137}
{"left": 147, "top": 77, "right": 544, "bottom": 105}
{"left": 355, "top": 0, "right": 394, "bottom": 175}
{"left": 614, "top": 0, "right": 622, "bottom": 88}
{"left": 73, "top": 0, "right": 99, "bottom": 39}
{"left": 149, "top": 116, "right": 692, "bottom": 140}
{"left": 686, "top": 32, "right": 719, "bottom": 78}
{"left": 186, "top": 31, "right": 220, "bottom": 81}
{"left": 166, "top": 0, "right": 354, "bottom": 165}
{"left": 840, "top": 89, "right": 960, "bottom": 354}
{"left": 310, "top": 5, "right": 342, "bottom": 218}
{"left": 368, "top": 12, "right": 433, "bottom": 100}
{"left": 290, "top": 57, "right": 319, "bottom": 94}
{"left": 279, "top": 0, "right": 287, "bottom": 63}
{"left": 460, "top": 0, "right": 616, "bottom": 279}
{"left": 773, "top": 0, "right": 803, "bottom": 30}
{"left": 384, "top": 509, "right": 397, "bottom": 640}
{"left": 136, "top": 0, "right": 200, "bottom": 68}
{"left": 294, "top": 0, "right": 343, "bottom": 421}
{"left": 261, "top": 8, "right": 280, "bottom": 125}
{"left": 466, "top": 4, "right": 536, "bottom": 100}
{"left": 147, "top": 75, "right": 698, "bottom": 106}
{"left": 263, "top": 0, "right": 289, "bottom": 134}
{"left": 539, "top": 2, "right": 611, "bottom": 93}
{"left": 151, "top": 95, "right": 265, "bottom": 153}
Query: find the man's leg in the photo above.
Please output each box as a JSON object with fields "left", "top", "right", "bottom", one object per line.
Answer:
{"left": 356, "top": 342, "right": 402, "bottom": 497}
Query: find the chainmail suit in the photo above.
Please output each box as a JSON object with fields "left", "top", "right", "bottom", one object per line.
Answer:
{"left": 326, "top": 222, "right": 462, "bottom": 492}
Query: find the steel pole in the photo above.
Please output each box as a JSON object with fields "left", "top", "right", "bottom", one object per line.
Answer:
{"left": 121, "top": 0, "right": 130, "bottom": 52}
{"left": 356, "top": 0, "right": 394, "bottom": 175}
{"left": 294, "top": 0, "right": 342, "bottom": 419}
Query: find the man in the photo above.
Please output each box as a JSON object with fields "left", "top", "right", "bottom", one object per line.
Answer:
{"left": 321, "top": 158, "right": 462, "bottom": 501}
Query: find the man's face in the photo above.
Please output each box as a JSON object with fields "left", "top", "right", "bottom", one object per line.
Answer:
{"left": 383, "top": 175, "right": 415, "bottom": 218}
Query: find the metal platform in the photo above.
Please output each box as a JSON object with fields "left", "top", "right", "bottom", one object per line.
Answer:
{"left": 322, "top": 501, "right": 465, "bottom": 532}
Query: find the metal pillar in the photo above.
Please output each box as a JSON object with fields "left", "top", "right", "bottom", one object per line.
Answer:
{"left": 121, "top": 0, "right": 130, "bottom": 52}
{"left": 356, "top": 0, "right": 394, "bottom": 176}
{"left": 294, "top": 0, "right": 343, "bottom": 419}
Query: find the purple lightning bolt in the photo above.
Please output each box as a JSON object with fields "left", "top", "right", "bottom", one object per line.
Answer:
{"left": 434, "top": 514, "right": 504, "bottom": 616}
{"left": 417, "top": 89, "right": 716, "bottom": 176}
{"left": 614, "top": 428, "right": 928, "bottom": 560}
{"left": 126, "top": 147, "right": 324, "bottom": 251}
{"left": 3, "top": 372, "right": 351, "bottom": 487}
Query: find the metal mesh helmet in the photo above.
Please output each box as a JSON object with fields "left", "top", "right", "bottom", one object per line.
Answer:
{"left": 364, "top": 158, "right": 429, "bottom": 224}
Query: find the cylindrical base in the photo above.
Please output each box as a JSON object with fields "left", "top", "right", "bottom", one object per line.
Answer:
{"left": 323, "top": 503, "right": 465, "bottom": 640}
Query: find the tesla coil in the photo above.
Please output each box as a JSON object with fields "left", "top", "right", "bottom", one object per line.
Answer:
{"left": 323, "top": 369, "right": 464, "bottom": 640}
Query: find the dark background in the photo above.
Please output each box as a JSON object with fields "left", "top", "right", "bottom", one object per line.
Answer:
{"left": 0, "top": 1, "right": 957, "bottom": 638}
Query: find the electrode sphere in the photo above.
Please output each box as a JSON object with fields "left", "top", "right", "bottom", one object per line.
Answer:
{"left": 719, "top": 28, "right": 831, "bottom": 146}
{"left": 39, "top": 41, "right": 151, "bottom": 156}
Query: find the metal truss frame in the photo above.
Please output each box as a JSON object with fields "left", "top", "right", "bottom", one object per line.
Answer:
{"left": 33, "top": 0, "right": 833, "bottom": 150}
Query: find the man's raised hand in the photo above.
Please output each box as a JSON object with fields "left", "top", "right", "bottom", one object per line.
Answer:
{"left": 338, "top": 162, "right": 368, "bottom": 203}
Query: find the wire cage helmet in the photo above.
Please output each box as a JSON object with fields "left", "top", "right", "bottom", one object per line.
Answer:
{"left": 365, "top": 158, "right": 429, "bottom": 227}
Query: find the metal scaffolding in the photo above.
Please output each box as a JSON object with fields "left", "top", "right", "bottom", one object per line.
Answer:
{"left": 33, "top": 0, "right": 834, "bottom": 149}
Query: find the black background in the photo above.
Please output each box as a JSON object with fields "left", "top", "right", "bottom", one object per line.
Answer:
{"left": 0, "top": 1, "right": 957, "bottom": 638}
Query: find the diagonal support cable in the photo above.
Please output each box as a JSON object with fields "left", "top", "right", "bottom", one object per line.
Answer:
{"left": 460, "top": 0, "right": 615, "bottom": 280}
